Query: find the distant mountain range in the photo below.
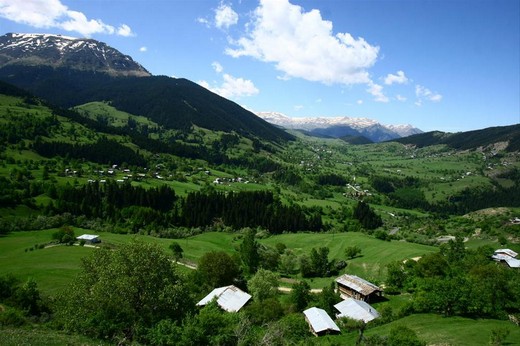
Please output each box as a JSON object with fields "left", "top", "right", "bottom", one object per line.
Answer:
{"left": 0, "top": 33, "right": 291, "bottom": 143}
{"left": 256, "top": 112, "right": 422, "bottom": 143}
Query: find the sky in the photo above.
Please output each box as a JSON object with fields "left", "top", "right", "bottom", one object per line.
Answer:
{"left": 0, "top": 0, "right": 519, "bottom": 132}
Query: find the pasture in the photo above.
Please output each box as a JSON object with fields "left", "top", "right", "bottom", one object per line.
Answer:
{"left": 0, "top": 229, "right": 437, "bottom": 295}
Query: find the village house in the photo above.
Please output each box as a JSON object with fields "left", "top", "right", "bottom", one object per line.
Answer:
{"left": 76, "top": 234, "right": 100, "bottom": 244}
{"left": 492, "top": 248, "right": 520, "bottom": 268}
{"left": 334, "top": 298, "right": 380, "bottom": 323}
{"left": 303, "top": 307, "right": 340, "bottom": 337}
{"left": 196, "top": 285, "right": 251, "bottom": 312}
{"left": 335, "top": 274, "right": 382, "bottom": 302}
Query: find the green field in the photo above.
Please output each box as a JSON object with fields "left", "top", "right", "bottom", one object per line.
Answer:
{"left": 0, "top": 229, "right": 437, "bottom": 295}
{"left": 323, "top": 313, "right": 520, "bottom": 346}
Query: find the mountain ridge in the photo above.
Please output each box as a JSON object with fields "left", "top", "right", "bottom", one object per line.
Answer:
{"left": 0, "top": 33, "right": 150, "bottom": 77}
{"left": 0, "top": 33, "right": 292, "bottom": 143}
{"left": 256, "top": 111, "right": 422, "bottom": 142}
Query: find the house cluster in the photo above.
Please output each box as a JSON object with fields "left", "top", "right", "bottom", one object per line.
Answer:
{"left": 212, "top": 177, "right": 250, "bottom": 185}
{"left": 492, "top": 248, "right": 520, "bottom": 268}
{"left": 196, "top": 274, "right": 382, "bottom": 337}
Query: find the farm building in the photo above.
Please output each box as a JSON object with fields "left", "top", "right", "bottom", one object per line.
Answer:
{"left": 335, "top": 274, "right": 382, "bottom": 302}
{"left": 492, "top": 248, "right": 520, "bottom": 268}
{"left": 303, "top": 307, "right": 340, "bottom": 337}
{"left": 334, "top": 298, "right": 380, "bottom": 323}
{"left": 76, "top": 234, "right": 100, "bottom": 244}
{"left": 197, "top": 285, "right": 251, "bottom": 312}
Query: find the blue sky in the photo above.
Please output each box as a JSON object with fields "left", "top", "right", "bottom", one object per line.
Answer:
{"left": 0, "top": 0, "right": 518, "bottom": 132}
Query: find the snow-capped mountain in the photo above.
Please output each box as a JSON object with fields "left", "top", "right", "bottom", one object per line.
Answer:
{"left": 0, "top": 33, "right": 150, "bottom": 77}
{"left": 256, "top": 112, "right": 422, "bottom": 142}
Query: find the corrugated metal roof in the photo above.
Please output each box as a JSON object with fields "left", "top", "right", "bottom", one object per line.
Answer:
{"left": 196, "top": 285, "right": 251, "bottom": 312}
{"left": 334, "top": 298, "right": 380, "bottom": 323}
{"left": 504, "top": 257, "right": 520, "bottom": 268}
{"left": 495, "top": 249, "right": 518, "bottom": 258}
{"left": 76, "top": 234, "right": 99, "bottom": 241}
{"left": 335, "top": 274, "right": 381, "bottom": 296}
{"left": 303, "top": 307, "right": 340, "bottom": 334}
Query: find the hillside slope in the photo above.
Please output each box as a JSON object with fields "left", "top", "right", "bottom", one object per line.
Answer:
{"left": 0, "top": 33, "right": 292, "bottom": 143}
{"left": 392, "top": 124, "right": 520, "bottom": 152}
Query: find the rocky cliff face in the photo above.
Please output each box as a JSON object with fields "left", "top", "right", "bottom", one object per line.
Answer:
{"left": 0, "top": 33, "right": 150, "bottom": 77}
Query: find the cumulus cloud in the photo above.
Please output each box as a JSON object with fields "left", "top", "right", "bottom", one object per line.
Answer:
{"left": 415, "top": 84, "right": 442, "bottom": 104}
{"left": 215, "top": 2, "right": 238, "bottom": 29}
{"left": 395, "top": 94, "right": 407, "bottom": 102}
{"left": 139, "top": 46, "right": 147, "bottom": 52}
{"left": 225, "top": 0, "right": 379, "bottom": 86}
{"left": 384, "top": 70, "right": 409, "bottom": 85}
{"left": 199, "top": 73, "right": 259, "bottom": 99}
{"left": 0, "top": 0, "right": 133, "bottom": 37}
{"left": 212, "top": 61, "right": 224, "bottom": 73}
{"left": 367, "top": 82, "right": 389, "bottom": 103}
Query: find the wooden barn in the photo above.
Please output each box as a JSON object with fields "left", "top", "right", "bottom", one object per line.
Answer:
{"left": 335, "top": 274, "right": 382, "bottom": 302}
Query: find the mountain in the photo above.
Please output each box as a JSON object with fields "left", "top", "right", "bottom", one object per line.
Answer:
{"left": 0, "top": 33, "right": 150, "bottom": 77}
{"left": 0, "top": 33, "right": 292, "bottom": 143}
{"left": 256, "top": 111, "right": 422, "bottom": 142}
{"left": 392, "top": 124, "right": 520, "bottom": 152}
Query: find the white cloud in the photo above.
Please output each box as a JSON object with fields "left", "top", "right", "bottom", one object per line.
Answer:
{"left": 384, "top": 70, "right": 409, "bottom": 85}
{"left": 225, "top": 0, "right": 379, "bottom": 86}
{"left": 294, "top": 105, "right": 304, "bottom": 111}
{"left": 139, "top": 46, "right": 147, "bottom": 52}
{"left": 396, "top": 94, "right": 407, "bottom": 102}
{"left": 198, "top": 73, "right": 259, "bottom": 99}
{"left": 357, "top": 99, "right": 363, "bottom": 105}
{"left": 415, "top": 84, "right": 442, "bottom": 103}
{"left": 214, "top": 2, "right": 238, "bottom": 29}
{"left": 0, "top": 0, "right": 133, "bottom": 37}
{"left": 367, "top": 82, "right": 389, "bottom": 103}
{"left": 212, "top": 61, "right": 224, "bottom": 73}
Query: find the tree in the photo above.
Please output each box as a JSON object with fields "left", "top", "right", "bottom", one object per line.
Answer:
{"left": 318, "top": 282, "right": 341, "bottom": 316}
{"left": 52, "top": 225, "right": 75, "bottom": 244}
{"left": 290, "top": 280, "right": 311, "bottom": 312}
{"left": 198, "top": 251, "right": 240, "bottom": 288}
{"left": 56, "top": 241, "right": 192, "bottom": 342}
{"left": 279, "top": 249, "right": 298, "bottom": 275}
{"left": 248, "top": 269, "right": 279, "bottom": 302}
{"left": 345, "top": 245, "right": 362, "bottom": 259}
{"left": 240, "top": 228, "right": 259, "bottom": 275}
{"left": 169, "top": 241, "right": 183, "bottom": 262}
{"left": 353, "top": 201, "right": 383, "bottom": 230}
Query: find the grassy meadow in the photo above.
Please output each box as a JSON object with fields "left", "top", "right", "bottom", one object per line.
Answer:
{"left": 0, "top": 229, "right": 436, "bottom": 295}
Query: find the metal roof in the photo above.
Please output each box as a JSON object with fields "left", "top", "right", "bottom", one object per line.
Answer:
{"left": 196, "top": 285, "right": 251, "bottom": 312}
{"left": 303, "top": 307, "right": 340, "bottom": 334}
{"left": 494, "top": 249, "right": 518, "bottom": 258}
{"left": 504, "top": 257, "right": 520, "bottom": 268}
{"left": 335, "top": 274, "right": 381, "bottom": 296}
{"left": 334, "top": 298, "right": 380, "bottom": 323}
{"left": 76, "top": 234, "right": 99, "bottom": 241}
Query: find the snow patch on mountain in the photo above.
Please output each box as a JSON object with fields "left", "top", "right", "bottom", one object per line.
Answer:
{"left": 256, "top": 111, "right": 422, "bottom": 142}
{"left": 0, "top": 33, "right": 150, "bottom": 77}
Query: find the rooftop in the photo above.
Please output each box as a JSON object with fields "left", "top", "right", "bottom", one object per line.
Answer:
{"left": 334, "top": 298, "right": 380, "bottom": 323}
{"left": 335, "top": 274, "right": 381, "bottom": 296}
{"left": 303, "top": 307, "right": 340, "bottom": 335}
{"left": 197, "top": 285, "right": 251, "bottom": 312}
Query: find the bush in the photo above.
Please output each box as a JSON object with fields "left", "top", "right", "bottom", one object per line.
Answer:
{"left": 0, "top": 307, "right": 27, "bottom": 327}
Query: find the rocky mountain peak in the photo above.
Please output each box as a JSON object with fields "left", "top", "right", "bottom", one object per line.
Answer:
{"left": 0, "top": 33, "right": 150, "bottom": 77}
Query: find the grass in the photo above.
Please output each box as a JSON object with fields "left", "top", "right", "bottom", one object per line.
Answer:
{"left": 261, "top": 232, "right": 436, "bottom": 285}
{"left": 0, "top": 326, "right": 107, "bottom": 346}
{"left": 0, "top": 229, "right": 437, "bottom": 295}
{"left": 323, "top": 313, "right": 520, "bottom": 346}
